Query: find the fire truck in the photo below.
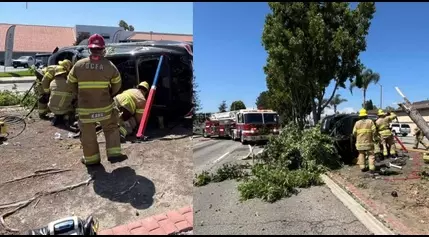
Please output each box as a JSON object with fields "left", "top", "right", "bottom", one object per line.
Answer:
{"left": 203, "top": 109, "right": 280, "bottom": 144}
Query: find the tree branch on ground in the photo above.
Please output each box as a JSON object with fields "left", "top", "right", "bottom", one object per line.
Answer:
{"left": 0, "top": 177, "right": 93, "bottom": 233}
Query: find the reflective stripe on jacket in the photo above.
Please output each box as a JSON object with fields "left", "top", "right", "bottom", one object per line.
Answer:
{"left": 48, "top": 73, "right": 75, "bottom": 115}
{"left": 67, "top": 57, "right": 122, "bottom": 123}
{"left": 353, "top": 118, "right": 377, "bottom": 151}
{"left": 114, "top": 88, "right": 146, "bottom": 122}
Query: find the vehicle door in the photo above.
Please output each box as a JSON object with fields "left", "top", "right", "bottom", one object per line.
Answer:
{"left": 28, "top": 56, "right": 34, "bottom": 66}
{"left": 136, "top": 54, "right": 171, "bottom": 110}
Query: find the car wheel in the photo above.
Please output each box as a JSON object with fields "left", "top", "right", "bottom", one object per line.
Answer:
{"left": 24, "top": 64, "right": 28, "bottom": 68}
{"left": 203, "top": 130, "right": 207, "bottom": 138}
{"left": 402, "top": 133, "right": 407, "bottom": 137}
{"left": 13, "top": 65, "right": 17, "bottom": 68}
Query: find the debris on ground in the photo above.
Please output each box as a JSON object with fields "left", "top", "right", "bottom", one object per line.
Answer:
{"left": 0, "top": 108, "right": 192, "bottom": 234}
{"left": 332, "top": 151, "right": 429, "bottom": 234}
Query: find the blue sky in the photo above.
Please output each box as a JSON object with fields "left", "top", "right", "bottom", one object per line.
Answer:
{"left": 194, "top": 2, "right": 429, "bottom": 114}
{"left": 0, "top": 2, "right": 192, "bottom": 34}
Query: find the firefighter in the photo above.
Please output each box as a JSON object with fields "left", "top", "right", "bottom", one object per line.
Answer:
{"left": 375, "top": 109, "right": 398, "bottom": 158}
{"left": 44, "top": 60, "right": 76, "bottom": 127}
{"left": 114, "top": 81, "right": 149, "bottom": 138}
{"left": 36, "top": 65, "right": 56, "bottom": 119}
{"left": 352, "top": 108, "right": 377, "bottom": 173}
{"left": 413, "top": 127, "right": 429, "bottom": 149}
{"left": 67, "top": 34, "right": 123, "bottom": 165}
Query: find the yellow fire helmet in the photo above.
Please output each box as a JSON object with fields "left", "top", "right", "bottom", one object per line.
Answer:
{"left": 54, "top": 66, "right": 67, "bottom": 77}
{"left": 59, "top": 59, "right": 72, "bottom": 72}
{"left": 138, "top": 81, "right": 150, "bottom": 90}
{"left": 377, "top": 109, "right": 386, "bottom": 116}
{"left": 359, "top": 108, "right": 368, "bottom": 117}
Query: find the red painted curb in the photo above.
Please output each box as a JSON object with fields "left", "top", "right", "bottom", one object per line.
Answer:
{"left": 328, "top": 172, "right": 421, "bottom": 235}
{"left": 98, "top": 206, "right": 193, "bottom": 235}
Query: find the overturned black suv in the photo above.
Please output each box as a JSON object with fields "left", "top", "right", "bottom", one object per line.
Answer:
{"left": 320, "top": 113, "right": 378, "bottom": 163}
{"left": 45, "top": 41, "right": 193, "bottom": 128}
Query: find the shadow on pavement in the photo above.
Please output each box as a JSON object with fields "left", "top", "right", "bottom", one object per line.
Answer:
{"left": 86, "top": 165, "right": 155, "bottom": 210}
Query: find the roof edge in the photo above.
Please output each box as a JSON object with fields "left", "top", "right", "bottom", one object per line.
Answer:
{"left": 0, "top": 23, "right": 74, "bottom": 29}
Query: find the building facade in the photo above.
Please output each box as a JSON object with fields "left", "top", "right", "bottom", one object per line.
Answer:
{"left": 0, "top": 23, "right": 193, "bottom": 65}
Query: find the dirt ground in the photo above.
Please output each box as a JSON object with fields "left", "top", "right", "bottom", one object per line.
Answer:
{"left": 0, "top": 107, "right": 193, "bottom": 235}
{"left": 332, "top": 150, "right": 429, "bottom": 235}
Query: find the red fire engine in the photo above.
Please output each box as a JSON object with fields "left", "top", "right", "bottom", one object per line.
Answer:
{"left": 203, "top": 109, "right": 280, "bottom": 144}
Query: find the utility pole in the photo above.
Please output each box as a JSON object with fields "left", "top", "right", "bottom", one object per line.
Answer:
{"left": 379, "top": 83, "right": 383, "bottom": 109}
{"left": 26, "top": 2, "right": 28, "bottom": 9}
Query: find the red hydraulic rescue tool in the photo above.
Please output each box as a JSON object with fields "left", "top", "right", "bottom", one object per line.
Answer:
{"left": 136, "top": 55, "right": 164, "bottom": 140}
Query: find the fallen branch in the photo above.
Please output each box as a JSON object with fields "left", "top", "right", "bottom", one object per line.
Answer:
{"left": 0, "top": 177, "right": 93, "bottom": 233}
{"left": 1, "top": 169, "right": 71, "bottom": 185}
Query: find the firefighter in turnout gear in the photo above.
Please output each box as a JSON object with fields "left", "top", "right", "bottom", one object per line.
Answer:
{"left": 36, "top": 65, "right": 56, "bottom": 119}
{"left": 413, "top": 127, "right": 429, "bottom": 149}
{"left": 352, "top": 108, "right": 377, "bottom": 172}
{"left": 44, "top": 60, "right": 76, "bottom": 127}
{"left": 375, "top": 109, "right": 398, "bottom": 158}
{"left": 67, "top": 34, "right": 123, "bottom": 165}
{"left": 114, "top": 81, "right": 149, "bottom": 139}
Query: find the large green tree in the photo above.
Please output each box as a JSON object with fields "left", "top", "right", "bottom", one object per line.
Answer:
{"left": 255, "top": 91, "right": 271, "bottom": 109}
{"left": 192, "top": 75, "right": 202, "bottom": 118}
{"left": 218, "top": 100, "right": 228, "bottom": 112}
{"left": 262, "top": 2, "right": 376, "bottom": 128}
{"left": 349, "top": 67, "right": 380, "bottom": 106}
{"left": 119, "top": 20, "right": 135, "bottom": 32}
{"left": 230, "top": 100, "right": 246, "bottom": 111}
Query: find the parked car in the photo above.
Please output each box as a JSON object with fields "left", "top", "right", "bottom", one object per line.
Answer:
{"left": 390, "top": 123, "right": 411, "bottom": 137}
{"left": 12, "top": 56, "right": 35, "bottom": 68}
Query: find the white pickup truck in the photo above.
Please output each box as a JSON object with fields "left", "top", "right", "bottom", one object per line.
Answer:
{"left": 390, "top": 123, "right": 411, "bottom": 137}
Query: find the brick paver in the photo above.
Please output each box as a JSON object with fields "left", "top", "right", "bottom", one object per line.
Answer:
{"left": 98, "top": 206, "right": 193, "bottom": 235}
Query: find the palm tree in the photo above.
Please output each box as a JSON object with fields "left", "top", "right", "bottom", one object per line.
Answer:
{"left": 329, "top": 94, "right": 348, "bottom": 114}
{"left": 350, "top": 68, "right": 380, "bottom": 106}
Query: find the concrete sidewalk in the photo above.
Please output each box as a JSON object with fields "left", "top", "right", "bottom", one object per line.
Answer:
{"left": 0, "top": 76, "right": 36, "bottom": 84}
{"left": 98, "top": 206, "right": 193, "bottom": 235}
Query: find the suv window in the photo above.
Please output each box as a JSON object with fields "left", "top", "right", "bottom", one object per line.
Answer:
{"left": 391, "top": 124, "right": 399, "bottom": 127}
{"left": 401, "top": 124, "right": 410, "bottom": 128}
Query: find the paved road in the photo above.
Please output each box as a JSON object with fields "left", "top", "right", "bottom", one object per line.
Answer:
{"left": 0, "top": 82, "right": 33, "bottom": 92}
{"left": 193, "top": 138, "right": 372, "bottom": 235}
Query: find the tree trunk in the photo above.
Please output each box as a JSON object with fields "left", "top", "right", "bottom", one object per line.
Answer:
{"left": 334, "top": 105, "right": 337, "bottom": 114}
{"left": 363, "top": 89, "right": 367, "bottom": 108}
{"left": 398, "top": 102, "right": 429, "bottom": 141}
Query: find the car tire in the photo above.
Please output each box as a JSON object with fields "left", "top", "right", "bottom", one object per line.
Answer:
{"left": 24, "top": 64, "right": 28, "bottom": 68}
{"left": 13, "top": 65, "right": 17, "bottom": 68}
{"left": 402, "top": 133, "right": 407, "bottom": 137}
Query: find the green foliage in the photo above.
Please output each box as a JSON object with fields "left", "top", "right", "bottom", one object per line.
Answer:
{"left": 364, "top": 99, "right": 377, "bottom": 111}
{"left": 119, "top": 20, "right": 135, "bottom": 31}
{"left": 192, "top": 75, "right": 202, "bottom": 118}
{"left": 194, "top": 124, "right": 341, "bottom": 203}
{"left": 0, "top": 89, "right": 37, "bottom": 108}
{"left": 329, "top": 94, "right": 348, "bottom": 114}
{"left": 384, "top": 106, "right": 395, "bottom": 112}
{"left": 262, "top": 2, "right": 376, "bottom": 127}
{"left": 255, "top": 91, "right": 271, "bottom": 109}
{"left": 218, "top": 100, "right": 228, "bottom": 112}
{"left": 0, "top": 69, "right": 34, "bottom": 78}
{"left": 230, "top": 100, "right": 246, "bottom": 111}
{"left": 193, "top": 164, "right": 249, "bottom": 187}
{"left": 350, "top": 67, "right": 381, "bottom": 105}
